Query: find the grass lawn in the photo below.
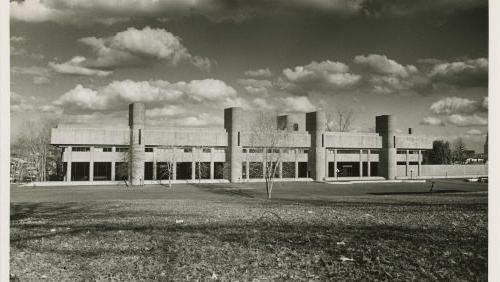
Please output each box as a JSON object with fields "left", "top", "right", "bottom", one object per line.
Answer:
{"left": 10, "top": 180, "right": 487, "bottom": 280}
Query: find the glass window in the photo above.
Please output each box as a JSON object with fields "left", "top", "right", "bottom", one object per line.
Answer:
{"left": 145, "top": 147, "right": 153, "bottom": 152}
{"left": 184, "top": 148, "right": 192, "bottom": 153}
{"left": 103, "top": 147, "right": 112, "bottom": 152}
{"left": 202, "top": 148, "right": 211, "bottom": 153}
{"left": 116, "top": 147, "right": 129, "bottom": 152}
{"left": 72, "top": 147, "right": 90, "bottom": 152}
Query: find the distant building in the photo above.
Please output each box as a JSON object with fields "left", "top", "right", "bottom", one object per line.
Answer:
{"left": 50, "top": 103, "right": 440, "bottom": 185}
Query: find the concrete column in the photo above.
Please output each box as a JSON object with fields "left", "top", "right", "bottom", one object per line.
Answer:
{"left": 279, "top": 162, "right": 283, "bottom": 178}
{"left": 333, "top": 149, "right": 338, "bottom": 179}
{"left": 129, "top": 103, "right": 145, "bottom": 186}
{"left": 418, "top": 150, "right": 422, "bottom": 176}
{"left": 406, "top": 150, "right": 410, "bottom": 177}
{"left": 89, "top": 146, "right": 94, "bottom": 182}
{"left": 153, "top": 161, "right": 157, "bottom": 180}
{"left": 173, "top": 159, "right": 177, "bottom": 180}
{"left": 262, "top": 161, "right": 266, "bottom": 179}
{"left": 191, "top": 161, "right": 196, "bottom": 180}
{"left": 294, "top": 159, "right": 299, "bottom": 179}
{"left": 111, "top": 162, "right": 116, "bottom": 181}
{"left": 367, "top": 149, "right": 371, "bottom": 177}
{"left": 224, "top": 107, "right": 243, "bottom": 183}
{"left": 246, "top": 161, "right": 250, "bottom": 180}
{"left": 66, "top": 146, "right": 72, "bottom": 181}
{"left": 210, "top": 149, "right": 214, "bottom": 180}
{"left": 359, "top": 150, "right": 363, "bottom": 177}
{"left": 376, "top": 115, "right": 397, "bottom": 180}
{"left": 306, "top": 111, "right": 326, "bottom": 181}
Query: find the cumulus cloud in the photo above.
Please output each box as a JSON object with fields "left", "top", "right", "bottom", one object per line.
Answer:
{"left": 465, "top": 129, "right": 482, "bottom": 135}
{"left": 11, "top": 66, "right": 51, "bottom": 85}
{"left": 49, "top": 56, "right": 112, "bottom": 77}
{"left": 146, "top": 105, "right": 186, "bottom": 118}
{"left": 280, "top": 96, "right": 316, "bottom": 112}
{"left": 244, "top": 68, "right": 273, "bottom": 78}
{"left": 280, "top": 60, "right": 361, "bottom": 94}
{"left": 420, "top": 116, "right": 445, "bottom": 126}
{"left": 252, "top": 98, "right": 276, "bottom": 110}
{"left": 238, "top": 79, "right": 273, "bottom": 95}
{"left": 10, "top": 0, "right": 365, "bottom": 25}
{"left": 430, "top": 58, "right": 488, "bottom": 87}
{"left": 77, "top": 26, "right": 212, "bottom": 71}
{"left": 53, "top": 79, "right": 237, "bottom": 111}
{"left": 430, "top": 96, "right": 487, "bottom": 115}
{"left": 448, "top": 114, "right": 487, "bottom": 127}
{"left": 354, "top": 54, "right": 417, "bottom": 78}
{"left": 11, "top": 92, "right": 35, "bottom": 113}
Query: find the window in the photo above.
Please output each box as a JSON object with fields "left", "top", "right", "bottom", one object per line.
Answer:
{"left": 293, "top": 123, "right": 299, "bottom": 131}
{"left": 397, "top": 150, "right": 407, "bottom": 154}
{"left": 103, "top": 147, "right": 112, "bottom": 152}
{"left": 184, "top": 148, "right": 192, "bottom": 153}
{"left": 337, "top": 150, "right": 359, "bottom": 154}
{"left": 249, "top": 148, "right": 263, "bottom": 153}
{"left": 138, "top": 129, "right": 142, "bottom": 145}
{"left": 116, "top": 147, "right": 129, "bottom": 152}
{"left": 266, "top": 148, "right": 279, "bottom": 153}
{"left": 94, "top": 147, "right": 112, "bottom": 152}
{"left": 145, "top": 147, "right": 153, "bottom": 152}
{"left": 72, "top": 147, "right": 90, "bottom": 152}
{"left": 203, "top": 148, "right": 212, "bottom": 153}
{"left": 303, "top": 149, "right": 309, "bottom": 154}
{"left": 242, "top": 148, "right": 247, "bottom": 153}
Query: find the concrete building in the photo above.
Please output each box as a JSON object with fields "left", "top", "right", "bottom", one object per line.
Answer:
{"left": 50, "top": 103, "right": 445, "bottom": 185}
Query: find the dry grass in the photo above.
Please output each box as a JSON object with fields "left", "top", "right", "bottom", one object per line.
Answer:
{"left": 10, "top": 183, "right": 487, "bottom": 280}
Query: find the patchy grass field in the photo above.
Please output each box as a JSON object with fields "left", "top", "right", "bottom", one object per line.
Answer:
{"left": 10, "top": 181, "right": 487, "bottom": 280}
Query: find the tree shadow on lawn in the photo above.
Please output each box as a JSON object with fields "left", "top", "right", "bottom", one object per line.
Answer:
{"left": 193, "top": 183, "right": 257, "bottom": 198}
{"left": 368, "top": 189, "right": 464, "bottom": 195}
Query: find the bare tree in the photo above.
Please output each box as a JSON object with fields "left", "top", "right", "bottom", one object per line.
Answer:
{"left": 326, "top": 109, "right": 356, "bottom": 132}
{"left": 248, "top": 112, "right": 290, "bottom": 199}
{"left": 156, "top": 146, "right": 176, "bottom": 188}
{"left": 194, "top": 147, "right": 210, "bottom": 184}
{"left": 12, "top": 118, "right": 61, "bottom": 182}
{"left": 452, "top": 138, "right": 467, "bottom": 164}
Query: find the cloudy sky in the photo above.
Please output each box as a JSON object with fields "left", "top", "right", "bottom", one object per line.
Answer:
{"left": 10, "top": 0, "right": 488, "bottom": 152}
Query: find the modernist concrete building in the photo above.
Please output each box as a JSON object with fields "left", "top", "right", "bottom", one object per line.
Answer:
{"left": 50, "top": 102, "right": 444, "bottom": 185}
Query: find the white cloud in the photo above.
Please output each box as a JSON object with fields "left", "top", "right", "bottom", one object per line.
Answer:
{"left": 430, "top": 58, "right": 488, "bottom": 87}
{"left": 465, "top": 129, "right": 482, "bottom": 135}
{"left": 420, "top": 116, "right": 445, "bottom": 126}
{"left": 238, "top": 79, "right": 273, "bottom": 95}
{"left": 10, "top": 92, "right": 35, "bottom": 113}
{"left": 146, "top": 105, "right": 186, "bottom": 119}
{"left": 77, "top": 26, "right": 211, "bottom": 71}
{"left": 252, "top": 98, "right": 276, "bottom": 110}
{"left": 49, "top": 56, "right": 112, "bottom": 77}
{"left": 54, "top": 84, "right": 107, "bottom": 110}
{"left": 280, "top": 96, "right": 316, "bottom": 112}
{"left": 430, "top": 96, "right": 487, "bottom": 115}
{"left": 448, "top": 114, "right": 487, "bottom": 127}
{"left": 280, "top": 60, "right": 361, "bottom": 94}
{"left": 53, "top": 79, "right": 237, "bottom": 111}
{"left": 354, "top": 54, "right": 417, "bottom": 78}
{"left": 11, "top": 66, "right": 51, "bottom": 84}
{"left": 244, "top": 68, "right": 273, "bottom": 78}
{"left": 10, "top": 0, "right": 364, "bottom": 25}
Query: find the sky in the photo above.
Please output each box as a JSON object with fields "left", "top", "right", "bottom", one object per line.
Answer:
{"left": 9, "top": 0, "right": 489, "bottom": 152}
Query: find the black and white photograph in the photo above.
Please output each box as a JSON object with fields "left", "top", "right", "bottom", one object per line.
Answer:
{"left": 1, "top": 0, "right": 497, "bottom": 280}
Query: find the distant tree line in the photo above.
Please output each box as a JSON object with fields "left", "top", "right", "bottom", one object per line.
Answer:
{"left": 423, "top": 138, "right": 477, "bottom": 165}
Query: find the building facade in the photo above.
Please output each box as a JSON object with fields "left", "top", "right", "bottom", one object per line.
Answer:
{"left": 51, "top": 103, "right": 435, "bottom": 185}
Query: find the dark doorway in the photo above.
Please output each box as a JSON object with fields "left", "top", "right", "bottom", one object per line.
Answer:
{"left": 156, "top": 162, "right": 172, "bottom": 180}
{"left": 298, "top": 162, "right": 308, "bottom": 178}
{"left": 176, "top": 162, "right": 192, "bottom": 180}
{"left": 249, "top": 162, "right": 263, "bottom": 179}
{"left": 195, "top": 162, "right": 211, "bottom": 179}
{"left": 282, "top": 162, "right": 295, "bottom": 178}
{"left": 337, "top": 162, "right": 360, "bottom": 177}
{"left": 94, "top": 162, "right": 111, "bottom": 181}
{"left": 115, "top": 162, "right": 128, "bottom": 181}
{"left": 214, "top": 162, "right": 225, "bottom": 179}
{"left": 144, "top": 162, "right": 154, "bottom": 180}
{"left": 71, "top": 162, "right": 89, "bottom": 181}
{"left": 362, "top": 162, "right": 368, "bottom": 177}
{"left": 328, "top": 162, "right": 336, "bottom": 177}
{"left": 370, "top": 162, "right": 378, "bottom": 176}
